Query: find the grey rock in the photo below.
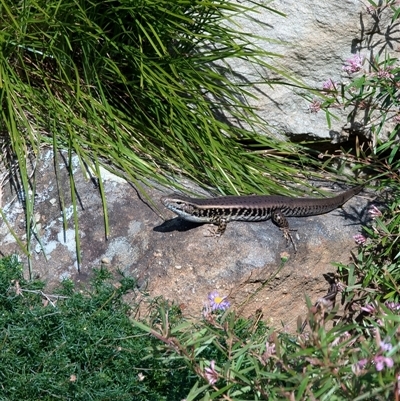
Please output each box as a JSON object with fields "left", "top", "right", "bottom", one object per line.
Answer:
{"left": 236, "top": 0, "right": 400, "bottom": 141}
{"left": 0, "top": 154, "right": 370, "bottom": 331}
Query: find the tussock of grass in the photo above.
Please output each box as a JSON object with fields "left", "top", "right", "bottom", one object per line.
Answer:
{"left": 0, "top": 0, "right": 329, "bottom": 268}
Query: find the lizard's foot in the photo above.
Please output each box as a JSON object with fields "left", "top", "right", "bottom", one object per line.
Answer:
{"left": 204, "top": 219, "right": 227, "bottom": 238}
{"left": 281, "top": 227, "right": 298, "bottom": 253}
{"left": 204, "top": 226, "right": 222, "bottom": 238}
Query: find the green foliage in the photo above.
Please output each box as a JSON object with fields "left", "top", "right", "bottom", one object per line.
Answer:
{"left": 303, "top": 0, "right": 400, "bottom": 308}
{"left": 302, "top": 0, "right": 400, "bottom": 310}
{"left": 337, "top": 183, "right": 400, "bottom": 308}
{"left": 133, "top": 294, "right": 400, "bottom": 400}
{"left": 0, "top": 257, "right": 195, "bottom": 400}
{"left": 0, "top": 251, "right": 399, "bottom": 400}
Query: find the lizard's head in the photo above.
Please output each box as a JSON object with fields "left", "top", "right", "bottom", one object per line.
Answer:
{"left": 161, "top": 194, "right": 197, "bottom": 216}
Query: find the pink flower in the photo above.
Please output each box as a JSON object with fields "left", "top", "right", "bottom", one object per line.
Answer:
{"left": 385, "top": 301, "right": 400, "bottom": 312}
{"left": 309, "top": 100, "right": 321, "bottom": 113}
{"left": 357, "top": 358, "right": 368, "bottom": 369}
{"left": 368, "top": 205, "right": 382, "bottom": 219}
{"left": 322, "top": 79, "right": 337, "bottom": 92}
{"left": 376, "top": 67, "right": 394, "bottom": 79}
{"left": 353, "top": 234, "right": 367, "bottom": 245}
{"left": 361, "top": 304, "right": 376, "bottom": 314}
{"left": 261, "top": 341, "right": 276, "bottom": 363}
{"left": 379, "top": 340, "right": 393, "bottom": 352}
{"left": 374, "top": 355, "right": 394, "bottom": 371}
{"left": 343, "top": 54, "right": 364, "bottom": 74}
{"left": 352, "top": 358, "right": 368, "bottom": 375}
{"left": 204, "top": 360, "right": 219, "bottom": 385}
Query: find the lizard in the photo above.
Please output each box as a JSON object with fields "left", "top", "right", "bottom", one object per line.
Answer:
{"left": 161, "top": 184, "right": 363, "bottom": 252}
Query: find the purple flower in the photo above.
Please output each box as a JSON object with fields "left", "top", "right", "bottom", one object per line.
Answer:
{"left": 376, "top": 67, "right": 394, "bottom": 79}
{"left": 352, "top": 358, "right": 368, "bottom": 375}
{"left": 353, "top": 234, "right": 367, "bottom": 245}
{"left": 309, "top": 100, "right": 321, "bottom": 113}
{"left": 343, "top": 54, "right": 364, "bottom": 74}
{"left": 261, "top": 341, "right": 276, "bottom": 362}
{"left": 322, "top": 79, "right": 337, "bottom": 92}
{"left": 374, "top": 355, "right": 394, "bottom": 371}
{"left": 208, "top": 291, "right": 230, "bottom": 311}
{"left": 204, "top": 360, "right": 218, "bottom": 385}
{"left": 380, "top": 340, "right": 393, "bottom": 352}
{"left": 361, "top": 303, "right": 376, "bottom": 314}
{"left": 385, "top": 301, "right": 400, "bottom": 312}
{"left": 357, "top": 358, "right": 368, "bottom": 369}
{"left": 368, "top": 205, "right": 382, "bottom": 219}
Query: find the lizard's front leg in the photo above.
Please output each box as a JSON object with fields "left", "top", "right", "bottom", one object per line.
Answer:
{"left": 271, "top": 210, "right": 297, "bottom": 252}
{"left": 205, "top": 216, "right": 228, "bottom": 237}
